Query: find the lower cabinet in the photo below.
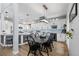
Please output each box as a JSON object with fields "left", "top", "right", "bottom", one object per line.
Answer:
{"left": 1, "top": 35, "right": 28, "bottom": 47}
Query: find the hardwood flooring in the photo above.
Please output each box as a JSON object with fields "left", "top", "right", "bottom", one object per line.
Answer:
{"left": 0, "top": 41, "right": 69, "bottom": 56}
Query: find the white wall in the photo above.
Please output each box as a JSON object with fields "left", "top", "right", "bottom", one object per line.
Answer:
{"left": 5, "top": 21, "right": 13, "bottom": 34}
{"left": 0, "top": 20, "right": 13, "bottom": 34}
{"left": 69, "top": 3, "right": 79, "bottom": 56}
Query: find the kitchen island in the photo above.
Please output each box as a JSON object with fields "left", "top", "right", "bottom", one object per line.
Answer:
{"left": 0, "top": 33, "right": 30, "bottom": 47}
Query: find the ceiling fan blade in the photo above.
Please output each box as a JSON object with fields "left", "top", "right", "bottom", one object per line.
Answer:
{"left": 40, "top": 19, "right": 48, "bottom": 23}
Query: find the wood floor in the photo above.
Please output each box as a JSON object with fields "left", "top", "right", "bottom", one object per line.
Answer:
{"left": 0, "top": 41, "right": 69, "bottom": 56}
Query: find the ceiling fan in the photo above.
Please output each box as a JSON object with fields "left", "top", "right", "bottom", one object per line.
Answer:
{"left": 35, "top": 4, "right": 49, "bottom": 23}
{"left": 26, "top": 4, "right": 66, "bottom": 24}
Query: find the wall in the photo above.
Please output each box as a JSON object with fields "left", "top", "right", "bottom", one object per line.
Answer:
{"left": 0, "top": 20, "right": 13, "bottom": 34}
{"left": 5, "top": 20, "right": 13, "bottom": 34}
{"left": 69, "top": 3, "right": 79, "bottom": 56}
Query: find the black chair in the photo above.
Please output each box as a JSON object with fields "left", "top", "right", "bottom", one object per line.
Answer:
{"left": 27, "top": 35, "right": 43, "bottom": 56}
{"left": 41, "top": 34, "right": 54, "bottom": 56}
{"left": 48, "top": 34, "right": 54, "bottom": 48}
{"left": 42, "top": 40, "right": 52, "bottom": 56}
{"left": 50, "top": 33, "right": 57, "bottom": 41}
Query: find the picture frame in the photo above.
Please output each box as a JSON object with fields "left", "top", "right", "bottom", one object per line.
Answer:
{"left": 69, "top": 3, "right": 78, "bottom": 22}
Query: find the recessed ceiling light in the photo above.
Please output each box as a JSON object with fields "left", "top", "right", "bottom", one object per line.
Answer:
{"left": 26, "top": 14, "right": 29, "bottom": 16}
{"left": 5, "top": 11, "right": 8, "bottom": 13}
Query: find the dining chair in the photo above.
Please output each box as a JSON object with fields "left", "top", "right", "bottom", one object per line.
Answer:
{"left": 48, "top": 33, "right": 54, "bottom": 48}
{"left": 27, "top": 35, "right": 43, "bottom": 56}
{"left": 41, "top": 33, "right": 53, "bottom": 56}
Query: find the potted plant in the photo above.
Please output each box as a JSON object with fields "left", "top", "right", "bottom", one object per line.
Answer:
{"left": 66, "top": 32, "right": 72, "bottom": 39}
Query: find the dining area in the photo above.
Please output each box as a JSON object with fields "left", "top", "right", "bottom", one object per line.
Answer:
{"left": 0, "top": 31, "right": 69, "bottom": 56}
{"left": 24, "top": 31, "right": 69, "bottom": 56}
{"left": 26, "top": 31, "right": 55, "bottom": 56}
{"left": 0, "top": 3, "right": 70, "bottom": 56}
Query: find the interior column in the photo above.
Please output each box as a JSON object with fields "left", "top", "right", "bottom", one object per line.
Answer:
{"left": 0, "top": 5, "right": 5, "bottom": 33}
{"left": 12, "top": 3, "right": 19, "bottom": 55}
{"left": 66, "top": 11, "right": 70, "bottom": 49}
{"left": 66, "top": 4, "right": 73, "bottom": 32}
{"left": 66, "top": 4, "right": 73, "bottom": 49}
{"left": 0, "top": 4, "right": 5, "bottom": 44}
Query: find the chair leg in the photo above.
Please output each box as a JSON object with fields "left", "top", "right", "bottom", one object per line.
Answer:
{"left": 52, "top": 42, "right": 54, "bottom": 48}
{"left": 49, "top": 45, "right": 52, "bottom": 52}
{"left": 34, "top": 51, "right": 37, "bottom": 56}
{"left": 39, "top": 49, "right": 43, "bottom": 56}
{"left": 46, "top": 47, "right": 49, "bottom": 56}
{"left": 27, "top": 50, "right": 30, "bottom": 56}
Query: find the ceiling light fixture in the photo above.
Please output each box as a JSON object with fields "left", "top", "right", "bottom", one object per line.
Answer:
{"left": 5, "top": 11, "right": 9, "bottom": 18}
{"left": 43, "top": 5, "right": 48, "bottom": 10}
{"left": 40, "top": 4, "right": 48, "bottom": 23}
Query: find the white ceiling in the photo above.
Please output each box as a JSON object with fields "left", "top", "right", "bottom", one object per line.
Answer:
{"left": 18, "top": 3, "right": 69, "bottom": 20}
{"left": 1, "top": 3, "right": 70, "bottom": 22}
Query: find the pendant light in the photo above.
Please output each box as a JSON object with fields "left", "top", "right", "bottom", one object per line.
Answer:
{"left": 40, "top": 4, "right": 48, "bottom": 23}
